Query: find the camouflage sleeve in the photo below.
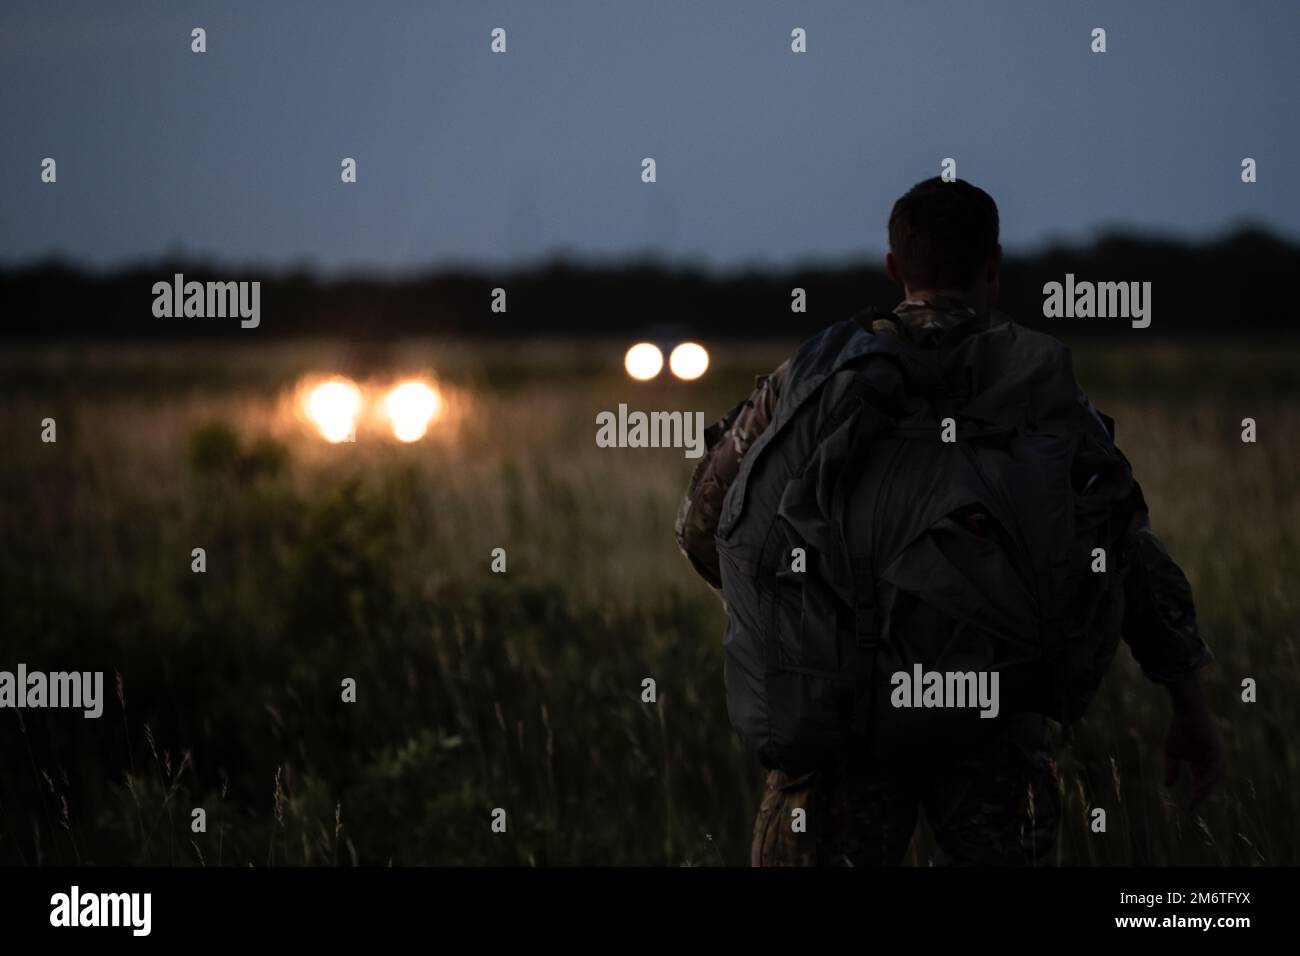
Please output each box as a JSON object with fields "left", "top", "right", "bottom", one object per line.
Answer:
{"left": 1119, "top": 499, "right": 1214, "bottom": 683}
{"left": 674, "top": 361, "right": 789, "bottom": 588}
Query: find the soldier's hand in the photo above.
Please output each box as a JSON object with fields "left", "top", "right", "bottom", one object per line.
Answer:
{"left": 1163, "top": 672, "right": 1221, "bottom": 809}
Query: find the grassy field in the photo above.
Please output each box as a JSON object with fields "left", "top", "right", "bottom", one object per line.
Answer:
{"left": 1, "top": 336, "right": 1297, "bottom": 866}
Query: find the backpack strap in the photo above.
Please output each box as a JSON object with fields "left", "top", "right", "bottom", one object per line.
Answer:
{"left": 826, "top": 385, "right": 900, "bottom": 738}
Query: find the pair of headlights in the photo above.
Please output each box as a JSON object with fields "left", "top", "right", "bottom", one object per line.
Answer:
{"left": 624, "top": 342, "right": 709, "bottom": 381}
{"left": 304, "top": 379, "right": 441, "bottom": 443}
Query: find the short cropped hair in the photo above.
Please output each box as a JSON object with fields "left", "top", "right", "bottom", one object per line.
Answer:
{"left": 887, "top": 178, "right": 1000, "bottom": 290}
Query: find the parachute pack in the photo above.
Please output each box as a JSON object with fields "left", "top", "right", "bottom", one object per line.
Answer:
{"left": 715, "top": 309, "right": 1139, "bottom": 774}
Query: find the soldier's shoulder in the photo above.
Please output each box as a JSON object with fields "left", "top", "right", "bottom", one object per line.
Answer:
{"left": 765, "top": 357, "right": 792, "bottom": 391}
{"left": 982, "top": 311, "right": 1076, "bottom": 364}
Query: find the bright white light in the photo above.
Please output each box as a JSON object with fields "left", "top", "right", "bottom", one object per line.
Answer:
{"left": 669, "top": 342, "right": 709, "bottom": 380}
{"left": 385, "top": 381, "right": 442, "bottom": 442}
{"left": 307, "top": 379, "right": 362, "bottom": 443}
{"left": 624, "top": 343, "right": 664, "bottom": 381}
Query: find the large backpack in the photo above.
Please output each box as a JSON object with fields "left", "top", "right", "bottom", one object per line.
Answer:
{"left": 715, "top": 309, "right": 1138, "bottom": 774}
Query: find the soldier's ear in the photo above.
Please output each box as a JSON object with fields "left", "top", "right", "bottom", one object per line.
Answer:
{"left": 885, "top": 252, "right": 903, "bottom": 287}
{"left": 985, "top": 246, "right": 1002, "bottom": 306}
{"left": 986, "top": 244, "right": 1002, "bottom": 283}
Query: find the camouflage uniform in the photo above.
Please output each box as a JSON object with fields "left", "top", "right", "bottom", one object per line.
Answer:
{"left": 752, "top": 713, "right": 1061, "bottom": 866}
{"left": 675, "top": 295, "right": 1212, "bottom": 866}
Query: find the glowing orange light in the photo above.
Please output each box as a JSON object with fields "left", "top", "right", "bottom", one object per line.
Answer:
{"left": 624, "top": 343, "right": 664, "bottom": 380}
{"left": 669, "top": 342, "right": 709, "bottom": 380}
{"left": 385, "top": 381, "right": 442, "bottom": 442}
{"left": 307, "top": 378, "right": 362, "bottom": 442}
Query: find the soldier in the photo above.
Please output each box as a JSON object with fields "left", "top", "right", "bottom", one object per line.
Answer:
{"left": 675, "top": 178, "right": 1219, "bottom": 866}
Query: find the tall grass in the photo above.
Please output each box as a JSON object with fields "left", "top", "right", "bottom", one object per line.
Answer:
{"left": 0, "top": 339, "right": 1296, "bottom": 865}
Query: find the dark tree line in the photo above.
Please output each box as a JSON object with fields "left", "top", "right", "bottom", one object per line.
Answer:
{"left": 2, "top": 227, "right": 1294, "bottom": 341}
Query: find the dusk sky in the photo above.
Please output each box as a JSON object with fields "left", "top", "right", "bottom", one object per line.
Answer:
{"left": 3, "top": 0, "right": 1297, "bottom": 273}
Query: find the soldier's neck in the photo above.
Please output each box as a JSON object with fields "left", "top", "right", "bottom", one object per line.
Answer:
{"left": 902, "top": 287, "right": 988, "bottom": 309}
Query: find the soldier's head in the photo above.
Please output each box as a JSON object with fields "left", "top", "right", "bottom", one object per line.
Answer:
{"left": 885, "top": 178, "right": 1002, "bottom": 307}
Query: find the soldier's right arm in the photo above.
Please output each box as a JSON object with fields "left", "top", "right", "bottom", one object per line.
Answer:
{"left": 674, "top": 360, "right": 789, "bottom": 589}
{"left": 1076, "top": 388, "right": 1212, "bottom": 681}
{"left": 1079, "top": 388, "right": 1219, "bottom": 805}
{"left": 1118, "top": 492, "right": 1213, "bottom": 681}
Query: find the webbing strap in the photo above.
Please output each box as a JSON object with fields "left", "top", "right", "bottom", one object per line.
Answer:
{"left": 828, "top": 393, "right": 888, "bottom": 738}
